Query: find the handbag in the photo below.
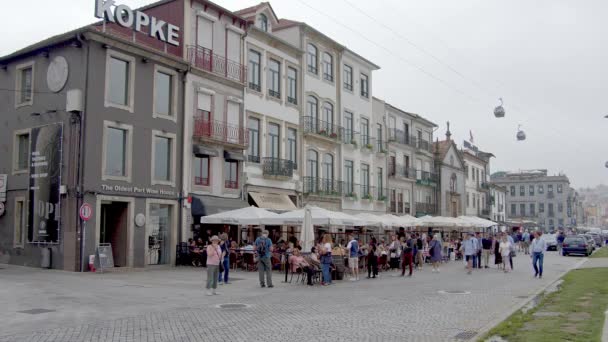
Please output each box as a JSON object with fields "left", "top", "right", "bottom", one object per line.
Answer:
{"left": 216, "top": 247, "right": 225, "bottom": 273}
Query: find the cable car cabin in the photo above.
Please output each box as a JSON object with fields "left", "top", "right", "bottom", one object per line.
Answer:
{"left": 494, "top": 98, "right": 505, "bottom": 118}
{"left": 517, "top": 130, "right": 526, "bottom": 141}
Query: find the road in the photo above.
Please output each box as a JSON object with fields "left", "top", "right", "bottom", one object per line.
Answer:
{"left": 0, "top": 251, "right": 583, "bottom": 342}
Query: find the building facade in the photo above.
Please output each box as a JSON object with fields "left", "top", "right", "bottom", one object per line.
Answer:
{"left": 489, "top": 184, "right": 507, "bottom": 223}
{"left": 433, "top": 128, "right": 466, "bottom": 217}
{"left": 462, "top": 150, "right": 490, "bottom": 218}
{"left": 0, "top": 1, "right": 188, "bottom": 270}
{"left": 491, "top": 169, "right": 574, "bottom": 230}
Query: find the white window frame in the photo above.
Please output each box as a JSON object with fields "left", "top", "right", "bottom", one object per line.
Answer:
{"left": 15, "top": 61, "right": 35, "bottom": 108}
{"left": 104, "top": 50, "right": 136, "bottom": 112}
{"left": 12, "top": 128, "right": 30, "bottom": 175}
{"left": 13, "top": 196, "right": 26, "bottom": 248}
{"left": 101, "top": 120, "right": 133, "bottom": 182}
{"left": 152, "top": 65, "right": 178, "bottom": 122}
{"left": 151, "top": 130, "right": 177, "bottom": 186}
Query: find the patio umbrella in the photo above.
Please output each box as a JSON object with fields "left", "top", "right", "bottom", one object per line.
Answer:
{"left": 416, "top": 216, "right": 463, "bottom": 228}
{"left": 200, "top": 206, "right": 279, "bottom": 225}
{"left": 263, "top": 206, "right": 368, "bottom": 226}
{"left": 397, "top": 215, "right": 421, "bottom": 227}
{"left": 457, "top": 216, "right": 497, "bottom": 228}
{"left": 354, "top": 213, "right": 390, "bottom": 228}
{"left": 300, "top": 207, "right": 315, "bottom": 253}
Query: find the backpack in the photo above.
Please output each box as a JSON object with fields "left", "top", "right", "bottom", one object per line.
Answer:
{"left": 350, "top": 241, "right": 359, "bottom": 255}
{"left": 257, "top": 238, "right": 268, "bottom": 257}
{"left": 416, "top": 238, "right": 423, "bottom": 249}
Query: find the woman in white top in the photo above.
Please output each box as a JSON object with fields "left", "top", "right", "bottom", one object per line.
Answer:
{"left": 498, "top": 236, "right": 511, "bottom": 273}
{"left": 321, "top": 234, "right": 333, "bottom": 285}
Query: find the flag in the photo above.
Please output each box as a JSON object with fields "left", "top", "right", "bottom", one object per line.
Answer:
{"left": 469, "top": 130, "right": 474, "bottom": 144}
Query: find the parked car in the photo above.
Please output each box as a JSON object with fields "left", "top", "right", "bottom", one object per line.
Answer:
{"left": 584, "top": 234, "right": 600, "bottom": 249}
{"left": 582, "top": 235, "right": 596, "bottom": 251}
{"left": 587, "top": 233, "right": 603, "bottom": 247}
{"left": 540, "top": 234, "right": 557, "bottom": 251}
{"left": 562, "top": 235, "right": 594, "bottom": 256}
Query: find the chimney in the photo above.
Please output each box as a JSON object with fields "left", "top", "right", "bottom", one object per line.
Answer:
{"left": 445, "top": 121, "right": 452, "bottom": 141}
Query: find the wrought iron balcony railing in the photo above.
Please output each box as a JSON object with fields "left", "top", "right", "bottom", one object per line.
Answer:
{"left": 193, "top": 117, "right": 248, "bottom": 147}
{"left": 301, "top": 116, "right": 343, "bottom": 142}
{"left": 262, "top": 158, "right": 294, "bottom": 178}
{"left": 416, "top": 171, "right": 439, "bottom": 186}
{"left": 388, "top": 164, "right": 417, "bottom": 179}
{"left": 187, "top": 45, "right": 246, "bottom": 83}
{"left": 416, "top": 202, "right": 437, "bottom": 215}
{"left": 387, "top": 128, "right": 414, "bottom": 147}
{"left": 303, "top": 177, "right": 343, "bottom": 196}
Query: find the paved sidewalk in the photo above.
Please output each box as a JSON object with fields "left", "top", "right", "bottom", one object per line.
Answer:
{"left": 0, "top": 252, "right": 581, "bottom": 342}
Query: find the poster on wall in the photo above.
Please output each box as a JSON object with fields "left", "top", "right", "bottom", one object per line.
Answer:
{"left": 28, "top": 123, "right": 63, "bottom": 243}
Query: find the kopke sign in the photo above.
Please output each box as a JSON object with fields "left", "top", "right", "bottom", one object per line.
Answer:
{"left": 95, "top": 0, "right": 180, "bottom": 46}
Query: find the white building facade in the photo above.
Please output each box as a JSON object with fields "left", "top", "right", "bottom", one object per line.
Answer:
{"left": 433, "top": 130, "right": 466, "bottom": 217}
{"left": 462, "top": 151, "right": 489, "bottom": 218}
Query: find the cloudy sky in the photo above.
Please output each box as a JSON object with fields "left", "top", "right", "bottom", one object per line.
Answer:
{"left": 2, "top": 0, "right": 606, "bottom": 188}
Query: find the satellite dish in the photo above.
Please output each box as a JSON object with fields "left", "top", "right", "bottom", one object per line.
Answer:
{"left": 494, "top": 98, "right": 505, "bottom": 118}
{"left": 516, "top": 124, "right": 526, "bottom": 141}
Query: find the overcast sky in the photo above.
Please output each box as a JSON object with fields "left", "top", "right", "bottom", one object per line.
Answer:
{"left": 2, "top": 0, "right": 607, "bottom": 188}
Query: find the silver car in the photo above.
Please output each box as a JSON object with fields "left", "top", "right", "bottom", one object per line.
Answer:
{"left": 541, "top": 234, "right": 557, "bottom": 251}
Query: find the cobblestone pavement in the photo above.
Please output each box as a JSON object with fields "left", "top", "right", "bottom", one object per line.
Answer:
{"left": 0, "top": 252, "right": 583, "bottom": 342}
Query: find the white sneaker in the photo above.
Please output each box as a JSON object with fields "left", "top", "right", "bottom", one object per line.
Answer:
{"left": 206, "top": 291, "right": 213, "bottom": 296}
{"left": 218, "top": 281, "right": 224, "bottom": 285}
{"left": 349, "top": 278, "right": 356, "bottom": 281}
{"left": 213, "top": 290, "right": 219, "bottom": 295}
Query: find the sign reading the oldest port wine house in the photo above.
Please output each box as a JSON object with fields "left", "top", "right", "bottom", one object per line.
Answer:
{"left": 28, "top": 123, "right": 63, "bottom": 243}
{"left": 95, "top": 0, "right": 180, "bottom": 46}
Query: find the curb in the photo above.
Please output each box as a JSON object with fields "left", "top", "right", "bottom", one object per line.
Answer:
{"left": 475, "top": 257, "right": 588, "bottom": 341}
{"left": 603, "top": 311, "right": 608, "bottom": 342}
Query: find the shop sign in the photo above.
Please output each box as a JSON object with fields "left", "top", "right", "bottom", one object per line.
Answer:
{"left": 416, "top": 178, "right": 437, "bottom": 187}
{"left": 95, "top": 0, "right": 180, "bottom": 46}
{"left": 101, "top": 184, "right": 175, "bottom": 196}
{"left": 28, "top": 123, "right": 63, "bottom": 243}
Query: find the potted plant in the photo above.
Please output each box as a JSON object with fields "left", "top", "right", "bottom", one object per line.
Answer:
{"left": 346, "top": 192, "right": 358, "bottom": 200}
{"left": 362, "top": 193, "right": 373, "bottom": 201}
{"left": 365, "top": 143, "right": 373, "bottom": 150}
{"left": 318, "top": 129, "right": 327, "bottom": 136}
{"left": 377, "top": 195, "right": 387, "bottom": 202}
{"left": 350, "top": 139, "right": 358, "bottom": 148}
{"left": 330, "top": 132, "right": 338, "bottom": 139}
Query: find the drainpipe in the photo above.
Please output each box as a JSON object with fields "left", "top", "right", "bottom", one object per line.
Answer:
{"left": 178, "top": 68, "right": 189, "bottom": 247}
{"left": 76, "top": 33, "right": 89, "bottom": 272}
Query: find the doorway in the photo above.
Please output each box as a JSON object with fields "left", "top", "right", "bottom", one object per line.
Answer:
{"left": 451, "top": 199, "right": 458, "bottom": 218}
{"left": 100, "top": 201, "right": 129, "bottom": 267}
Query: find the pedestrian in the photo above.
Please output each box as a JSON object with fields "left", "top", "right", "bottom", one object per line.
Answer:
{"left": 530, "top": 231, "right": 546, "bottom": 278}
{"left": 255, "top": 230, "right": 273, "bottom": 288}
{"left": 481, "top": 233, "right": 492, "bottom": 268}
{"left": 415, "top": 233, "right": 425, "bottom": 270}
{"left": 557, "top": 231, "right": 565, "bottom": 254}
{"left": 522, "top": 230, "right": 530, "bottom": 255}
{"left": 320, "top": 234, "right": 333, "bottom": 285}
{"left": 367, "top": 244, "right": 378, "bottom": 278}
{"left": 346, "top": 235, "right": 360, "bottom": 281}
{"left": 493, "top": 234, "right": 502, "bottom": 270}
{"left": 429, "top": 233, "right": 443, "bottom": 273}
{"left": 205, "top": 235, "right": 223, "bottom": 296}
{"left": 507, "top": 233, "right": 515, "bottom": 270}
{"left": 389, "top": 235, "right": 401, "bottom": 271}
{"left": 475, "top": 232, "right": 483, "bottom": 269}
{"left": 218, "top": 233, "right": 230, "bottom": 285}
{"left": 499, "top": 236, "right": 512, "bottom": 273}
{"left": 289, "top": 247, "right": 314, "bottom": 286}
{"left": 461, "top": 233, "right": 476, "bottom": 274}
{"left": 401, "top": 235, "right": 414, "bottom": 277}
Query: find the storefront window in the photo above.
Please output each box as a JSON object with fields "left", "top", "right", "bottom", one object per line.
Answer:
{"left": 148, "top": 203, "right": 172, "bottom": 265}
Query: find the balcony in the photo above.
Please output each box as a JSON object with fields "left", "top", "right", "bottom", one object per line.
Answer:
{"left": 387, "top": 128, "right": 414, "bottom": 147}
{"left": 193, "top": 117, "right": 248, "bottom": 148}
{"left": 303, "top": 177, "right": 342, "bottom": 197}
{"left": 262, "top": 158, "right": 294, "bottom": 179}
{"left": 359, "top": 136, "right": 387, "bottom": 153}
{"left": 478, "top": 182, "right": 490, "bottom": 191}
{"left": 547, "top": 192, "right": 555, "bottom": 199}
{"left": 225, "top": 180, "right": 238, "bottom": 189}
{"left": 481, "top": 208, "right": 491, "bottom": 216}
{"left": 187, "top": 45, "right": 246, "bottom": 84}
{"left": 340, "top": 183, "right": 387, "bottom": 202}
{"left": 388, "top": 164, "right": 416, "bottom": 180}
{"left": 194, "top": 177, "right": 209, "bottom": 186}
{"left": 301, "top": 116, "right": 343, "bottom": 143}
{"left": 416, "top": 171, "right": 438, "bottom": 187}
{"left": 415, "top": 202, "right": 437, "bottom": 215}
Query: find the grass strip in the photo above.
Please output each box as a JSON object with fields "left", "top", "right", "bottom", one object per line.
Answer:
{"left": 590, "top": 247, "right": 608, "bottom": 258}
{"left": 481, "top": 267, "right": 608, "bottom": 342}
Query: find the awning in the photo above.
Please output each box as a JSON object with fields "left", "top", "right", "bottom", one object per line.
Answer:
{"left": 193, "top": 145, "right": 218, "bottom": 157}
{"left": 192, "top": 195, "right": 248, "bottom": 216}
{"left": 224, "top": 150, "right": 244, "bottom": 161}
{"left": 249, "top": 192, "right": 297, "bottom": 211}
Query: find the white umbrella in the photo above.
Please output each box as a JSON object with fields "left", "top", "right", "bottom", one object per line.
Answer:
{"left": 416, "top": 216, "right": 464, "bottom": 228}
{"left": 399, "top": 215, "right": 421, "bottom": 227}
{"left": 458, "top": 216, "right": 497, "bottom": 228}
{"left": 354, "top": 213, "right": 390, "bottom": 228}
{"left": 264, "top": 206, "right": 367, "bottom": 226}
{"left": 300, "top": 207, "right": 315, "bottom": 253}
{"left": 200, "top": 206, "right": 279, "bottom": 225}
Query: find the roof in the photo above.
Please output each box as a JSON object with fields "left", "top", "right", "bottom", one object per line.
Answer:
{"left": 433, "top": 140, "right": 452, "bottom": 160}
{"left": 234, "top": 2, "right": 279, "bottom": 23}
{"left": 375, "top": 97, "right": 438, "bottom": 128}
{"left": 274, "top": 18, "right": 303, "bottom": 30}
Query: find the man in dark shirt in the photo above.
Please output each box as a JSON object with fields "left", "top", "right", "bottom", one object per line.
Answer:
{"left": 481, "top": 234, "right": 493, "bottom": 268}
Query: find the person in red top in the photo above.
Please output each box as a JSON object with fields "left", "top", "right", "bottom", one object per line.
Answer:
{"left": 289, "top": 247, "right": 314, "bottom": 286}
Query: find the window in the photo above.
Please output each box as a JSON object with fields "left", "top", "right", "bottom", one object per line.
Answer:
{"left": 360, "top": 73, "right": 369, "bottom": 98}
{"left": 287, "top": 128, "right": 297, "bottom": 169}
{"left": 511, "top": 204, "right": 516, "bottom": 215}
{"left": 450, "top": 155, "right": 454, "bottom": 166}
{"left": 538, "top": 185, "right": 544, "bottom": 194}
{"left": 449, "top": 174, "right": 457, "bottom": 192}
{"left": 360, "top": 117, "right": 369, "bottom": 145}
{"left": 549, "top": 219, "right": 554, "bottom": 227}
{"left": 194, "top": 156, "right": 210, "bottom": 186}
{"left": 539, "top": 203, "right": 545, "bottom": 213}
{"left": 13, "top": 131, "right": 29, "bottom": 172}
{"left": 377, "top": 123, "right": 383, "bottom": 151}
{"left": 154, "top": 68, "right": 175, "bottom": 118}
{"left": 307, "top": 43, "right": 317, "bottom": 74}
{"left": 152, "top": 132, "right": 175, "bottom": 184}
{"left": 558, "top": 203, "right": 563, "bottom": 212}
{"left": 344, "top": 160, "right": 354, "bottom": 195}
{"left": 322, "top": 52, "right": 333, "bottom": 81}
{"left": 548, "top": 203, "right": 554, "bottom": 213}
{"left": 558, "top": 218, "right": 564, "bottom": 226}
{"left": 248, "top": 50, "right": 261, "bottom": 92}
{"left": 510, "top": 186, "right": 515, "bottom": 196}
{"left": 13, "top": 198, "right": 26, "bottom": 247}
{"left": 287, "top": 67, "right": 297, "bottom": 104}
{"left": 557, "top": 184, "right": 563, "bottom": 193}
{"left": 247, "top": 117, "right": 260, "bottom": 163}
{"left": 257, "top": 13, "right": 268, "bottom": 32}
{"left": 472, "top": 194, "right": 476, "bottom": 208}
{"left": 322, "top": 153, "right": 334, "bottom": 182}
{"left": 361, "top": 163, "right": 370, "bottom": 196}
{"left": 530, "top": 203, "right": 536, "bottom": 216}
{"left": 268, "top": 123, "right": 280, "bottom": 159}
{"left": 322, "top": 102, "right": 333, "bottom": 130}
{"left": 343, "top": 64, "right": 353, "bottom": 90}
{"left": 307, "top": 150, "right": 318, "bottom": 178}
{"left": 224, "top": 160, "right": 239, "bottom": 189}
{"left": 520, "top": 185, "right": 525, "bottom": 196}
{"left": 377, "top": 167, "right": 384, "bottom": 198}
{"left": 529, "top": 185, "right": 534, "bottom": 196}
{"left": 548, "top": 184, "right": 554, "bottom": 193}
{"left": 520, "top": 204, "right": 526, "bottom": 216}
{"left": 107, "top": 55, "right": 132, "bottom": 108}
{"left": 467, "top": 192, "right": 470, "bottom": 207}
{"left": 344, "top": 111, "right": 354, "bottom": 143}
{"left": 268, "top": 59, "right": 281, "bottom": 98}
{"left": 104, "top": 126, "right": 128, "bottom": 178}
{"left": 306, "top": 96, "right": 318, "bottom": 132}
{"left": 16, "top": 63, "right": 33, "bottom": 106}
